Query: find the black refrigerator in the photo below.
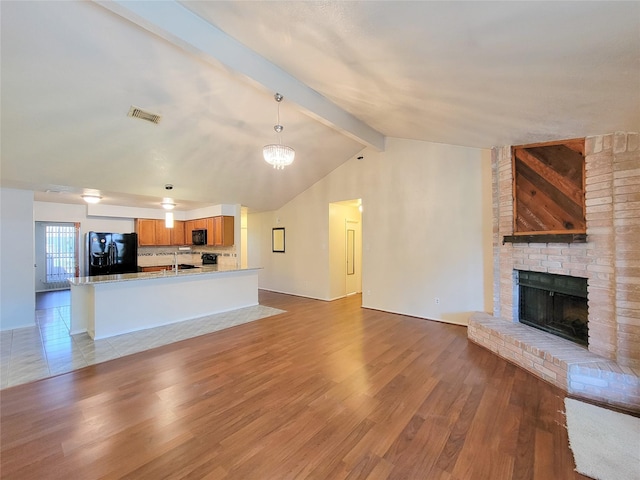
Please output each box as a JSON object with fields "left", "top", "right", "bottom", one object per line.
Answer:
{"left": 87, "top": 232, "right": 138, "bottom": 276}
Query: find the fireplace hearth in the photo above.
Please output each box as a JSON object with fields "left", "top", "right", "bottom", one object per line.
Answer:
{"left": 516, "top": 270, "right": 588, "bottom": 346}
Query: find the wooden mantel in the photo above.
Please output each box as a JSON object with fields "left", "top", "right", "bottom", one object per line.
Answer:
{"left": 502, "top": 233, "right": 587, "bottom": 244}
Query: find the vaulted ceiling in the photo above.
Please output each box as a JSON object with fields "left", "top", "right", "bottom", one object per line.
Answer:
{"left": 1, "top": 1, "right": 638, "bottom": 212}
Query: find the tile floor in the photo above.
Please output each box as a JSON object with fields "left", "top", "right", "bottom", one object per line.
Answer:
{"left": 0, "top": 290, "right": 284, "bottom": 390}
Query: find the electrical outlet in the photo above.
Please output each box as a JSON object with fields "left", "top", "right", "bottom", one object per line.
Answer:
{"left": 367, "top": 290, "right": 372, "bottom": 296}
{"left": 434, "top": 297, "right": 440, "bottom": 305}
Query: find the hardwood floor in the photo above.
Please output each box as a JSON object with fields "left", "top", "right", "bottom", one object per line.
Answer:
{"left": 0, "top": 291, "right": 586, "bottom": 479}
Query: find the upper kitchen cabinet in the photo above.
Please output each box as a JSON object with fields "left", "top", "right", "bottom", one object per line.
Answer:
{"left": 155, "top": 221, "right": 172, "bottom": 246}
{"left": 135, "top": 219, "right": 156, "bottom": 246}
{"left": 136, "top": 219, "right": 185, "bottom": 246}
{"left": 207, "top": 216, "right": 234, "bottom": 246}
{"left": 181, "top": 216, "right": 234, "bottom": 246}
{"left": 157, "top": 220, "right": 185, "bottom": 246}
{"left": 171, "top": 221, "right": 186, "bottom": 245}
{"left": 184, "top": 218, "right": 208, "bottom": 241}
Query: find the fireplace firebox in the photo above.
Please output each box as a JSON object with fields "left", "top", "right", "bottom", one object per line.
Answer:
{"left": 516, "top": 270, "right": 588, "bottom": 346}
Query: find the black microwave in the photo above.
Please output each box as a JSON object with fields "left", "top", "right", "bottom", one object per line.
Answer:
{"left": 192, "top": 229, "right": 207, "bottom": 245}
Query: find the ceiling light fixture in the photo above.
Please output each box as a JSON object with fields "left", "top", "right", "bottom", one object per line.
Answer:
{"left": 162, "top": 185, "right": 176, "bottom": 210}
{"left": 263, "top": 93, "right": 295, "bottom": 170}
{"left": 81, "top": 193, "right": 102, "bottom": 204}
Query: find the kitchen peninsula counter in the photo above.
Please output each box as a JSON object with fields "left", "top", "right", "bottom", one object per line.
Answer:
{"left": 69, "top": 264, "right": 255, "bottom": 285}
{"left": 69, "top": 266, "right": 260, "bottom": 340}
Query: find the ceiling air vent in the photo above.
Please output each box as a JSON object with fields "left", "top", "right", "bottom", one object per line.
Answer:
{"left": 127, "top": 106, "right": 162, "bottom": 124}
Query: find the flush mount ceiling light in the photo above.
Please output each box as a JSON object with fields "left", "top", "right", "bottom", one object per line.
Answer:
{"left": 81, "top": 193, "right": 102, "bottom": 204}
{"left": 263, "top": 93, "right": 295, "bottom": 170}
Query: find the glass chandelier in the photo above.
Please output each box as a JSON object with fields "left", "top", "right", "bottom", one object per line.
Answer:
{"left": 263, "top": 93, "right": 295, "bottom": 169}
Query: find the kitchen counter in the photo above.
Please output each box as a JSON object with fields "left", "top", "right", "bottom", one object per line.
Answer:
{"left": 69, "top": 264, "right": 258, "bottom": 286}
{"left": 69, "top": 265, "right": 260, "bottom": 340}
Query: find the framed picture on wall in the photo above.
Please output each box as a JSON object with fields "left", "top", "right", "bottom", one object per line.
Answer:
{"left": 272, "top": 227, "right": 285, "bottom": 253}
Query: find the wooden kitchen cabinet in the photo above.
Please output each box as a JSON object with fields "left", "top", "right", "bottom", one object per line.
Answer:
{"left": 184, "top": 217, "right": 233, "bottom": 246}
{"left": 207, "top": 215, "right": 234, "bottom": 246}
{"left": 157, "top": 219, "right": 185, "bottom": 246}
{"left": 136, "top": 219, "right": 185, "bottom": 246}
{"left": 135, "top": 219, "right": 157, "bottom": 246}
{"left": 185, "top": 218, "right": 207, "bottom": 242}
{"left": 141, "top": 265, "right": 170, "bottom": 272}
{"left": 184, "top": 220, "right": 195, "bottom": 241}
{"left": 218, "top": 215, "right": 235, "bottom": 246}
{"left": 206, "top": 218, "right": 214, "bottom": 246}
{"left": 155, "top": 220, "right": 172, "bottom": 246}
{"left": 171, "top": 220, "right": 185, "bottom": 245}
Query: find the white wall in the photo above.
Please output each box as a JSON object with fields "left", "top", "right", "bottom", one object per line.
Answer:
{"left": 249, "top": 200, "right": 331, "bottom": 299}
{"left": 36, "top": 201, "right": 134, "bottom": 232}
{"left": 248, "top": 137, "right": 493, "bottom": 325}
{"left": 481, "top": 148, "right": 494, "bottom": 313}
{"left": 1, "top": 188, "right": 36, "bottom": 330}
{"left": 240, "top": 206, "right": 248, "bottom": 269}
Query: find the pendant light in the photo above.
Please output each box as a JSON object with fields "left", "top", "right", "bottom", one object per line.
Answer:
{"left": 165, "top": 211, "right": 174, "bottom": 228}
{"left": 263, "top": 93, "right": 295, "bottom": 169}
{"left": 161, "top": 186, "right": 175, "bottom": 228}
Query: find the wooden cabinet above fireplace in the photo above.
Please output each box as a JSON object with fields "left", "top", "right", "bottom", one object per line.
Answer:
{"left": 504, "top": 138, "right": 586, "bottom": 244}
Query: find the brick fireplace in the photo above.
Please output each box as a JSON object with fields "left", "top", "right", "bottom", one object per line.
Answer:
{"left": 469, "top": 132, "right": 640, "bottom": 412}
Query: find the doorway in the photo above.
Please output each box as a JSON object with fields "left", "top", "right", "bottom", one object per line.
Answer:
{"left": 329, "top": 199, "right": 362, "bottom": 299}
{"left": 35, "top": 222, "right": 80, "bottom": 292}
{"left": 345, "top": 220, "right": 359, "bottom": 296}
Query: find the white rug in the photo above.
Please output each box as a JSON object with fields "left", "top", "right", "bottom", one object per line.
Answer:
{"left": 565, "top": 398, "right": 640, "bottom": 480}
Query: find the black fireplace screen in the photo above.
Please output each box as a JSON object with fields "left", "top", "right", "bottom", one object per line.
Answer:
{"left": 517, "top": 270, "right": 588, "bottom": 346}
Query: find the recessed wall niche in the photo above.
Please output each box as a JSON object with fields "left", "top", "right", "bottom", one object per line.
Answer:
{"left": 510, "top": 138, "right": 586, "bottom": 242}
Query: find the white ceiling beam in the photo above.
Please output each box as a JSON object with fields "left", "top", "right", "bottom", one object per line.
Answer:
{"left": 93, "top": 0, "right": 385, "bottom": 151}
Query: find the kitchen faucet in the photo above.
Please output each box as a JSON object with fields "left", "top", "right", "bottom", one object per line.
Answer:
{"left": 173, "top": 252, "right": 178, "bottom": 273}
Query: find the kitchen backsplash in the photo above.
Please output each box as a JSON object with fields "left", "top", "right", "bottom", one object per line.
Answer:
{"left": 138, "top": 245, "right": 237, "bottom": 267}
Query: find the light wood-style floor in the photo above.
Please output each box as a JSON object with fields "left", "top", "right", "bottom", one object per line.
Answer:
{"left": 0, "top": 291, "right": 587, "bottom": 479}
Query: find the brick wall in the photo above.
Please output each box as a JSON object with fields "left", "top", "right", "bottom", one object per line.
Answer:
{"left": 612, "top": 133, "right": 640, "bottom": 367}
{"left": 493, "top": 132, "right": 640, "bottom": 368}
